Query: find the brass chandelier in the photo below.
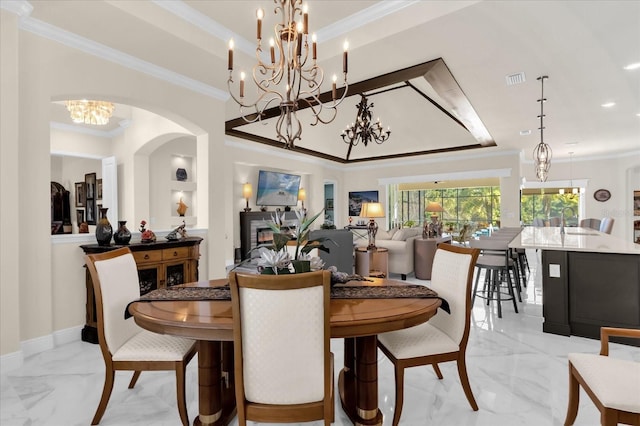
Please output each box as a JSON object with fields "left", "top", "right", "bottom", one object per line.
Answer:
{"left": 533, "top": 75, "right": 551, "bottom": 182}
{"left": 341, "top": 94, "right": 391, "bottom": 160}
{"left": 65, "top": 100, "right": 115, "bottom": 125}
{"left": 227, "top": 0, "right": 349, "bottom": 150}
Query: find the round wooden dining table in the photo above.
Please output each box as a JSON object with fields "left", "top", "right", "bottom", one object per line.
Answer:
{"left": 129, "top": 278, "right": 442, "bottom": 426}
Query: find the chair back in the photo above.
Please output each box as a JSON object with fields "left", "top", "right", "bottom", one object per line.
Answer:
{"left": 579, "top": 218, "right": 601, "bottom": 230}
{"left": 532, "top": 218, "right": 545, "bottom": 227}
{"left": 428, "top": 245, "right": 480, "bottom": 345}
{"left": 548, "top": 217, "right": 561, "bottom": 227}
{"left": 599, "top": 217, "right": 615, "bottom": 234}
{"left": 229, "top": 270, "right": 331, "bottom": 406}
{"left": 85, "top": 247, "right": 141, "bottom": 356}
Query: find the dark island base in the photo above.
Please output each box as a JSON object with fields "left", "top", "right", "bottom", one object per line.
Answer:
{"left": 542, "top": 250, "right": 640, "bottom": 346}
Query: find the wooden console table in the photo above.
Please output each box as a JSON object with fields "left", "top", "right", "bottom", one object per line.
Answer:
{"left": 79, "top": 237, "right": 202, "bottom": 343}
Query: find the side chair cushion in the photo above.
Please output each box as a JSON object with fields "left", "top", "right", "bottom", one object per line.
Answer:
{"left": 94, "top": 253, "right": 144, "bottom": 353}
{"left": 427, "top": 248, "right": 473, "bottom": 344}
{"left": 240, "top": 285, "right": 325, "bottom": 405}
{"left": 112, "top": 330, "right": 195, "bottom": 362}
{"left": 569, "top": 353, "right": 640, "bottom": 413}
{"left": 378, "top": 321, "right": 458, "bottom": 359}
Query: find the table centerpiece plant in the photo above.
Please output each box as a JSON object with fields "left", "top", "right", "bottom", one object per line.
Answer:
{"left": 253, "top": 208, "right": 334, "bottom": 275}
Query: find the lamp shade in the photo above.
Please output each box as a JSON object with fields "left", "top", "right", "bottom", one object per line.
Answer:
{"left": 242, "top": 182, "right": 252, "bottom": 199}
{"left": 360, "top": 202, "right": 385, "bottom": 218}
{"left": 298, "top": 187, "right": 306, "bottom": 201}
{"left": 425, "top": 201, "right": 444, "bottom": 213}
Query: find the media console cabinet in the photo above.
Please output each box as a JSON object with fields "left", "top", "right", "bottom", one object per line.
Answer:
{"left": 79, "top": 237, "right": 203, "bottom": 343}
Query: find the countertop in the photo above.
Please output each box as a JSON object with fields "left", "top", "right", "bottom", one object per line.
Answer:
{"left": 508, "top": 226, "right": 640, "bottom": 255}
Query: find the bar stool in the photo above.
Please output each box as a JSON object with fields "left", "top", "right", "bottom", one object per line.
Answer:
{"left": 469, "top": 238, "right": 519, "bottom": 318}
{"left": 478, "top": 234, "right": 525, "bottom": 298}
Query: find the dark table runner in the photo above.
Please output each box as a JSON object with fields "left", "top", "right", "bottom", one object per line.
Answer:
{"left": 125, "top": 284, "right": 449, "bottom": 319}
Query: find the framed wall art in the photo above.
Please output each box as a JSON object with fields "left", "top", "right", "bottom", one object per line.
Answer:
{"left": 97, "top": 179, "right": 103, "bottom": 200}
{"left": 85, "top": 172, "right": 97, "bottom": 225}
{"left": 348, "top": 190, "right": 379, "bottom": 216}
{"left": 75, "top": 182, "right": 85, "bottom": 207}
{"left": 634, "top": 190, "right": 640, "bottom": 216}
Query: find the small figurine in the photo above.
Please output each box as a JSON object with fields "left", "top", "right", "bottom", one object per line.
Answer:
{"left": 176, "top": 198, "right": 188, "bottom": 217}
{"left": 166, "top": 221, "right": 188, "bottom": 241}
{"left": 139, "top": 220, "right": 156, "bottom": 243}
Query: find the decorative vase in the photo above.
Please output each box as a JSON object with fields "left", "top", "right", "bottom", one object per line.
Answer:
{"left": 95, "top": 207, "right": 113, "bottom": 246}
{"left": 291, "top": 259, "right": 311, "bottom": 273}
{"left": 176, "top": 168, "right": 187, "bottom": 181}
{"left": 260, "top": 267, "right": 291, "bottom": 275}
{"left": 113, "top": 220, "right": 132, "bottom": 245}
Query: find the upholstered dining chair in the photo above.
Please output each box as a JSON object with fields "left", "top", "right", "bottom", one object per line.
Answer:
{"left": 85, "top": 247, "right": 196, "bottom": 426}
{"left": 599, "top": 217, "right": 615, "bottom": 234}
{"left": 228, "top": 270, "right": 334, "bottom": 426}
{"left": 564, "top": 327, "right": 640, "bottom": 426}
{"left": 533, "top": 218, "right": 546, "bottom": 227}
{"left": 377, "top": 244, "right": 480, "bottom": 426}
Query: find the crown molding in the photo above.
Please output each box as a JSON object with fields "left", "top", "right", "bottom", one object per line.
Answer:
{"left": 16, "top": 15, "right": 229, "bottom": 101}
{"left": 151, "top": 0, "right": 254, "bottom": 56}
{"left": 50, "top": 120, "right": 130, "bottom": 139}
{"left": 0, "top": 0, "right": 33, "bottom": 17}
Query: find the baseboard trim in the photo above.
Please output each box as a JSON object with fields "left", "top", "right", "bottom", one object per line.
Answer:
{"left": 1, "top": 325, "right": 82, "bottom": 373}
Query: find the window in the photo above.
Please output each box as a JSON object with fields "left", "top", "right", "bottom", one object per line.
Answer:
{"left": 389, "top": 185, "right": 501, "bottom": 232}
{"left": 520, "top": 189, "right": 580, "bottom": 226}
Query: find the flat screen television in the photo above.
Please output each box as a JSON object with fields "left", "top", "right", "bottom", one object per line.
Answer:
{"left": 255, "top": 170, "right": 301, "bottom": 207}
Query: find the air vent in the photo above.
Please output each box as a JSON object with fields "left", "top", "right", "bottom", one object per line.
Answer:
{"left": 505, "top": 72, "right": 526, "bottom": 86}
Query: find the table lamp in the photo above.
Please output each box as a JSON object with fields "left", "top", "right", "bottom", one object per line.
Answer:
{"left": 298, "top": 187, "right": 306, "bottom": 210}
{"left": 424, "top": 201, "right": 444, "bottom": 238}
{"left": 242, "top": 182, "right": 252, "bottom": 212}
{"left": 360, "top": 202, "right": 385, "bottom": 249}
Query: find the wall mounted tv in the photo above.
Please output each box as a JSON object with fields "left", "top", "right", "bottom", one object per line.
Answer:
{"left": 256, "top": 170, "right": 301, "bottom": 207}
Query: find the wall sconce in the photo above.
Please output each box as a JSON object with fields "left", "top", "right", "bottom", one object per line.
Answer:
{"left": 298, "top": 187, "right": 306, "bottom": 210}
{"left": 360, "top": 202, "right": 385, "bottom": 249}
{"left": 242, "top": 182, "right": 252, "bottom": 212}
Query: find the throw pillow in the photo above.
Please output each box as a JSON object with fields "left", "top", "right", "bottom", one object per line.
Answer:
{"left": 392, "top": 228, "right": 413, "bottom": 241}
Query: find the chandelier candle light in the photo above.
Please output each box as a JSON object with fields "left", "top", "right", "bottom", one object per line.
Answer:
{"left": 227, "top": 0, "right": 349, "bottom": 150}
{"left": 533, "top": 75, "right": 551, "bottom": 182}
{"left": 341, "top": 94, "right": 391, "bottom": 160}
{"left": 65, "top": 100, "right": 115, "bottom": 125}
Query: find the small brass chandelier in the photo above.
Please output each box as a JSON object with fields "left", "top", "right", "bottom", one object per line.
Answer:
{"left": 341, "top": 94, "right": 391, "bottom": 160}
{"left": 65, "top": 100, "right": 115, "bottom": 125}
{"left": 533, "top": 75, "right": 552, "bottom": 182}
{"left": 227, "top": 0, "right": 349, "bottom": 150}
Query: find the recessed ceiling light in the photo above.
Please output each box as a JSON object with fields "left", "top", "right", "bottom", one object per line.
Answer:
{"left": 601, "top": 102, "right": 616, "bottom": 108}
{"left": 519, "top": 129, "right": 531, "bottom": 136}
{"left": 624, "top": 62, "right": 640, "bottom": 70}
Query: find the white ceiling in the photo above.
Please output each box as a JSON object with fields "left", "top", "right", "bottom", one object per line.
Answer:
{"left": 24, "top": 0, "right": 640, "bottom": 163}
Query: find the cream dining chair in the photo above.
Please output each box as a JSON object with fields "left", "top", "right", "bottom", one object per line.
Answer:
{"left": 85, "top": 247, "right": 196, "bottom": 426}
{"left": 564, "top": 327, "right": 640, "bottom": 426}
{"left": 377, "top": 244, "right": 480, "bottom": 426}
{"left": 228, "top": 270, "right": 334, "bottom": 425}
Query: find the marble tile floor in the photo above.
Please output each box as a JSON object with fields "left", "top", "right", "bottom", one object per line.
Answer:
{"left": 2, "top": 250, "right": 638, "bottom": 426}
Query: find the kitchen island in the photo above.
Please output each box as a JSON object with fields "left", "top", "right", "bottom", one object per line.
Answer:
{"left": 509, "top": 227, "right": 640, "bottom": 340}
